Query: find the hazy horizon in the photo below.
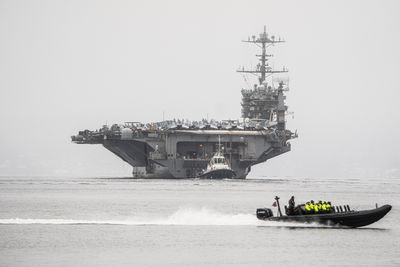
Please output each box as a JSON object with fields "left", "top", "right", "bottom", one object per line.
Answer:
{"left": 1, "top": 0, "right": 399, "bottom": 179}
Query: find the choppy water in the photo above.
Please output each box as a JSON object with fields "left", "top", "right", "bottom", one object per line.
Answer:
{"left": 0, "top": 176, "right": 399, "bottom": 266}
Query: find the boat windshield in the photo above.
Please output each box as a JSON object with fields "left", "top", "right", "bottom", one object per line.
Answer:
{"left": 215, "top": 157, "right": 224, "bottom": 164}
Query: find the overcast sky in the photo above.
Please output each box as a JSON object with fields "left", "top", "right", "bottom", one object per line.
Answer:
{"left": 0, "top": 0, "right": 399, "bottom": 178}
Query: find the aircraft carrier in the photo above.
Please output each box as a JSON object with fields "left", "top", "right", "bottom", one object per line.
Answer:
{"left": 71, "top": 27, "right": 297, "bottom": 178}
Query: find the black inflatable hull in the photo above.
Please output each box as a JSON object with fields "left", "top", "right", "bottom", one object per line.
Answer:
{"left": 199, "top": 169, "right": 236, "bottom": 179}
{"left": 257, "top": 205, "right": 392, "bottom": 228}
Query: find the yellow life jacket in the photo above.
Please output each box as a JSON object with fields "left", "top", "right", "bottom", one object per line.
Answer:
{"left": 322, "top": 203, "right": 327, "bottom": 211}
{"left": 314, "top": 205, "right": 319, "bottom": 213}
{"left": 305, "top": 203, "right": 311, "bottom": 211}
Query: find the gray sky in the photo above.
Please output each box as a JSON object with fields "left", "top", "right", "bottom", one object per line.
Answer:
{"left": 0, "top": 0, "right": 399, "bottom": 178}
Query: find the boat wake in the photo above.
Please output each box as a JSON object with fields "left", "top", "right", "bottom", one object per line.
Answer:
{"left": 0, "top": 208, "right": 257, "bottom": 226}
{"left": 0, "top": 208, "right": 332, "bottom": 228}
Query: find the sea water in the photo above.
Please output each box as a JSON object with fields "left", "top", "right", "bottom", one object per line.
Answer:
{"left": 0, "top": 176, "right": 399, "bottom": 266}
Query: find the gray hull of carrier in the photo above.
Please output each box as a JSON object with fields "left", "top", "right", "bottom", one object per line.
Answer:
{"left": 72, "top": 128, "right": 294, "bottom": 179}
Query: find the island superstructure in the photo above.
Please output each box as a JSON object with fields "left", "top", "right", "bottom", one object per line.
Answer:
{"left": 71, "top": 27, "right": 297, "bottom": 178}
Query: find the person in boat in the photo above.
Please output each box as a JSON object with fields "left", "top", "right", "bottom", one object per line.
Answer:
{"left": 309, "top": 200, "right": 315, "bottom": 214}
{"left": 314, "top": 201, "right": 320, "bottom": 213}
{"left": 287, "top": 196, "right": 295, "bottom": 215}
{"left": 305, "top": 202, "right": 312, "bottom": 213}
{"left": 321, "top": 201, "right": 327, "bottom": 213}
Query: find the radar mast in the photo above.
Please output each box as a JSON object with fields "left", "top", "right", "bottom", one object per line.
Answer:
{"left": 237, "top": 26, "right": 287, "bottom": 84}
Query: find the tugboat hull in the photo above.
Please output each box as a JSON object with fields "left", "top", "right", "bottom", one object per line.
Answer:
{"left": 199, "top": 169, "right": 236, "bottom": 179}
{"left": 256, "top": 205, "right": 392, "bottom": 228}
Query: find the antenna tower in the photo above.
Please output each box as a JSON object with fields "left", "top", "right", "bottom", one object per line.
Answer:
{"left": 237, "top": 26, "right": 287, "bottom": 84}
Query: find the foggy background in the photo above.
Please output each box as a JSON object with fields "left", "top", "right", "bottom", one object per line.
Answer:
{"left": 0, "top": 0, "right": 399, "bottom": 179}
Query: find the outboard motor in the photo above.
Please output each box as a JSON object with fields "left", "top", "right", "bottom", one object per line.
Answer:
{"left": 256, "top": 208, "right": 274, "bottom": 219}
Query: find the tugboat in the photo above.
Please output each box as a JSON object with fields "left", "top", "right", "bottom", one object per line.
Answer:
{"left": 256, "top": 196, "right": 392, "bottom": 228}
{"left": 198, "top": 136, "right": 236, "bottom": 179}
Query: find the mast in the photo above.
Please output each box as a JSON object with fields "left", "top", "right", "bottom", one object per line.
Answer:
{"left": 237, "top": 26, "right": 287, "bottom": 84}
{"left": 217, "top": 135, "right": 222, "bottom": 155}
